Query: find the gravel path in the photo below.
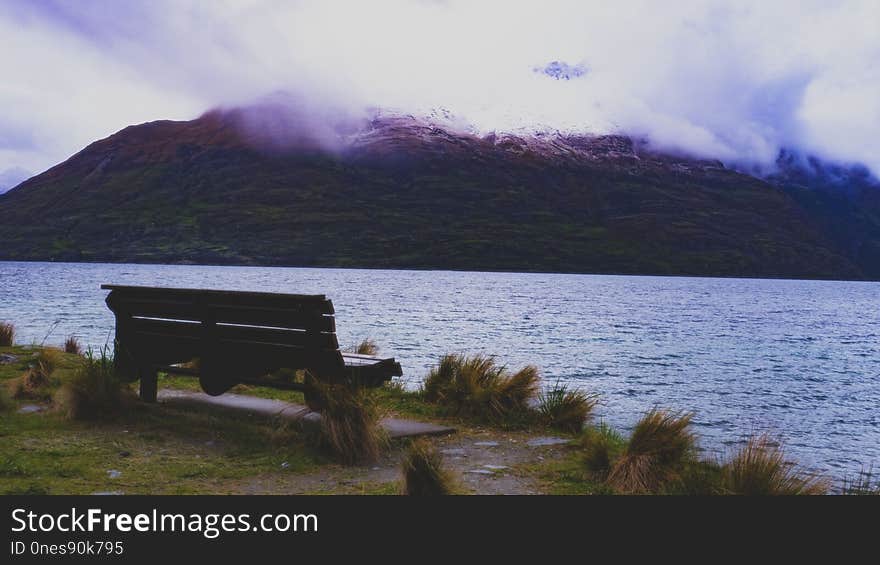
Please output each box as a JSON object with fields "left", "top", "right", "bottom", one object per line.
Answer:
{"left": 235, "top": 430, "right": 571, "bottom": 495}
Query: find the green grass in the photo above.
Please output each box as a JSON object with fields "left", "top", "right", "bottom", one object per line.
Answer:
{"left": 160, "top": 372, "right": 308, "bottom": 401}
{"left": 669, "top": 459, "right": 726, "bottom": 495}
{"left": 0, "top": 345, "right": 326, "bottom": 494}
{"left": 0, "top": 392, "right": 323, "bottom": 495}
{"left": 527, "top": 448, "right": 610, "bottom": 495}
{"left": 0, "top": 346, "right": 82, "bottom": 381}
{"left": 580, "top": 423, "right": 627, "bottom": 480}
{"left": 0, "top": 382, "right": 13, "bottom": 413}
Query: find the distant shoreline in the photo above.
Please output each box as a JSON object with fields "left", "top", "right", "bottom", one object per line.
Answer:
{"left": 1, "top": 258, "right": 876, "bottom": 285}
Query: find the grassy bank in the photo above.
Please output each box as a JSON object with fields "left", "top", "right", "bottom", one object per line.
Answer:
{"left": 0, "top": 346, "right": 328, "bottom": 494}
{"left": 1, "top": 343, "right": 876, "bottom": 495}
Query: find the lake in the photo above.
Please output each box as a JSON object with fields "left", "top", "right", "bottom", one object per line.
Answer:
{"left": 1, "top": 260, "right": 877, "bottom": 477}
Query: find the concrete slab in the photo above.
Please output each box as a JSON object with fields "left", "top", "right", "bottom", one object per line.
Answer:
{"left": 157, "top": 389, "right": 455, "bottom": 439}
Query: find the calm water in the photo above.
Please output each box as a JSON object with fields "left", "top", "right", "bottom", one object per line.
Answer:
{"left": 1, "top": 261, "right": 878, "bottom": 477}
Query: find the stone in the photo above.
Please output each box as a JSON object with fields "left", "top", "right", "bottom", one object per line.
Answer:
{"left": 0, "top": 354, "right": 18, "bottom": 364}
{"left": 527, "top": 437, "right": 569, "bottom": 447}
{"left": 474, "top": 441, "right": 499, "bottom": 447}
{"left": 464, "top": 469, "right": 495, "bottom": 475}
{"left": 107, "top": 470, "right": 121, "bottom": 479}
{"left": 17, "top": 404, "right": 43, "bottom": 414}
{"left": 158, "top": 389, "right": 455, "bottom": 439}
{"left": 482, "top": 464, "right": 508, "bottom": 470}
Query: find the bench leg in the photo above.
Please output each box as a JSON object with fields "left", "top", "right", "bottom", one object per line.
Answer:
{"left": 139, "top": 368, "right": 158, "bottom": 403}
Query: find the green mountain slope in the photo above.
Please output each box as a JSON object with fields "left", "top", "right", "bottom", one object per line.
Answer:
{"left": 1, "top": 108, "right": 877, "bottom": 279}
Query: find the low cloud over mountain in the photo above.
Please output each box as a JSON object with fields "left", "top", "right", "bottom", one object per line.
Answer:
{"left": 1, "top": 1, "right": 878, "bottom": 180}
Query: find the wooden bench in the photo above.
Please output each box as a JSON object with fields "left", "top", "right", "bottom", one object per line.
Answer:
{"left": 101, "top": 284, "right": 402, "bottom": 402}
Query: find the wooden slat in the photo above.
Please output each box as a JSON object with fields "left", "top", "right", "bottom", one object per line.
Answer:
{"left": 106, "top": 297, "right": 336, "bottom": 332}
{"left": 102, "top": 284, "right": 334, "bottom": 313}
{"left": 110, "top": 300, "right": 336, "bottom": 332}
{"left": 125, "top": 332, "right": 344, "bottom": 376}
{"left": 342, "top": 353, "right": 403, "bottom": 376}
{"left": 126, "top": 317, "right": 339, "bottom": 349}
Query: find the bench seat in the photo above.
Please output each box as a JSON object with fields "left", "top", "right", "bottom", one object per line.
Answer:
{"left": 102, "top": 284, "right": 402, "bottom": 401}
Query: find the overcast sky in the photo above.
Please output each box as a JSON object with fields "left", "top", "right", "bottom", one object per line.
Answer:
{"left": 1, "top": 0, "right": 878, "bottom": 189}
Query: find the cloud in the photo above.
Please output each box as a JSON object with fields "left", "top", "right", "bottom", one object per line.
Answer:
{"left": 0, "top": 166, "right": 32, "bottom": 193}
{"left": 0, "top": 0, "right": 878, "bottom": 176}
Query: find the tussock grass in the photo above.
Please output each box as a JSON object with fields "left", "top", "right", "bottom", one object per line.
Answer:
{"left": 580, "top": 424, "right": 626, "bottom": 479}
{"left": 401, "top": 439, "right": 456, "bottom": 495}
{"left": 841, "top": 467, "right": 879, "bottom": 495}
{"left": 34, "top": 349, "right": 61, "bottom": 379}
{"left": 423, "top": 354, "right": 539, "bottom": 424}
{"left": 350, "top": 339, "right": 379, "bottom": 356}
{"left": 304, "top": 379, "right": 386, "bottom": 465}
{"left": 0, "top": 322, "right": 13, "bottom": 346}
{"left": 606, "top": 409, "right": 696, "bottom": 493}
{"left": 722, "top": 434, "right": 829, "bottom": 495}
{"left": 538, "top": 382, "right": 598, "bottom": 433}
{"left": 14, "top": 348, "right": 63, "bottom": 398}
{"left": 672, "top": 459, "right": 726, "bottom": 495}
{"left": 55, "top": 348, "right": 131, "bottom": 421}
{"left": 63, "top": 336, "right": 82, "bottom": 355}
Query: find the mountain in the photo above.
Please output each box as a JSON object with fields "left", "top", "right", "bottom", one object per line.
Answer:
{"left": 1, "top": 104, "right": 879, "bottom": 280}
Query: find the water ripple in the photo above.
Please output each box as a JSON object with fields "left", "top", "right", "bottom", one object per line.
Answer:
{"left": 0, "top": 261, "right": 878, "bottom": 477}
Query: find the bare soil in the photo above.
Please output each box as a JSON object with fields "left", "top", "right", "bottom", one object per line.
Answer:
{"left": 235, "top": 430, "right": 571, "bottom": 495}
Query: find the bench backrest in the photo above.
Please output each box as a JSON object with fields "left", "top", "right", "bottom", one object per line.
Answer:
{"left": 102, "top": 284, "right": 345, "bottom": 383}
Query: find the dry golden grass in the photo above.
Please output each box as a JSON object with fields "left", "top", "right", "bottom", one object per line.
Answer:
{"left": 63, "top": 336, "right": 82, "bottom": 355}
{"left": 841, "top": 467, "right": 879, "bottom": 496}
{"left": 722, "top": 434, "right": 829, "bottom": 495}
{"left": 14, "top": 348, "right": 63, "bottom": 398}
{"left": 304, "top": 379, "right": 386, "bottom": 465}
{"left": 423, "top": 354, "right": 539, "bottom": 423}
{"left": 0, "top": 322, "right": 13, "bottom": 346}
{"left": 401, "top": 439, "right": 456, "bottom": 495}
{"left": 607, "top": 409, "right": 696, "bottom": 493}
{"left": 350, "top": 338, "right": 379, "bottom": 356}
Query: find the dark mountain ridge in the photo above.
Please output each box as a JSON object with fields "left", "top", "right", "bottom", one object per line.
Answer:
{"left": 1, "top": 106, "right": 879, "bottom": 280}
